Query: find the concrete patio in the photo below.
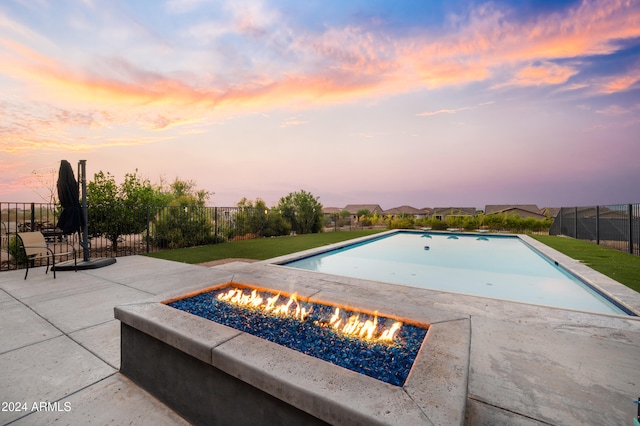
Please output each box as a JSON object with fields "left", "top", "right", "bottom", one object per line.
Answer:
{"left": 1, "top": 240, "right": 639, "bottom": 425}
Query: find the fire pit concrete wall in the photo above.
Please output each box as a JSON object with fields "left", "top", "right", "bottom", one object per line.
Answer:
{"left": 115, "top": 280, "right": 471, "bottom": 425}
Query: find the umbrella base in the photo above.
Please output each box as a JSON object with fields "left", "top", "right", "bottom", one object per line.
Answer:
{"left": 54, "top": 258, "right": 117, "bottom": 271}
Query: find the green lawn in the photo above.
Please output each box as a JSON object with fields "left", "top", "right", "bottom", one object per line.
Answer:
{"left": 145, "top": 230, "right": 385, "bottom": 264}
{"left": 530, "top": 235, "right": 640, "bottom": 293}
{"left": 147, "top": 230, "right": 640, "bottom": 294}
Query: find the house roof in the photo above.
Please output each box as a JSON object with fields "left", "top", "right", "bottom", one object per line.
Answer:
{"left": 432, "top": 207, "right": 477, "bottom": 216}
{"left": 484, "top": 205, "right": 547, "bottom": 219}
{"left": 383, "top": 205, "right": 424, "bottom": 215}
{"left": 540, "top": 207, "right": 560, "bottom": 218}
{"left": 322, "top": 207, "right": 342, "bottom": 214}
{"left": 342, "top": 204, "right": 384, "bottom": 214}
{"left": 484, "top": 204, "right": 540, "bottom": 215}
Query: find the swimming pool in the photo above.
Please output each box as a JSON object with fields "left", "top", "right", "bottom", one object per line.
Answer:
{"left": 282, "top": 231, "right": 632, "bottom": 316}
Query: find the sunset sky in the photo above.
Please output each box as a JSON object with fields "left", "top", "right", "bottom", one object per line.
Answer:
{"left": 1, "top": 0, "right": 639, "bottom": 209}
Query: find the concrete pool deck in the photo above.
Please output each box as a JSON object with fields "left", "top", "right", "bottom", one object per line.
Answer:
{"left": 1, "top": 237, "right": 640, "bottom": 425}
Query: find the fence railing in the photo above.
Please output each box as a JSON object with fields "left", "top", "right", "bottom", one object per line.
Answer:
{"left": 549, "top": 203, "right": 640, "bottom": 256}
{"left": 1, "top": 202, "right": 265, "bottom": 272}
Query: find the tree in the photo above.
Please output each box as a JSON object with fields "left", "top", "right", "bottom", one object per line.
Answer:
{"left": 356, "top": 209, "right": 373, "bottom": 226}
{"left": 277, "top": 190, "right": 323, "bottom": 234}
{"left": 29, "top": 167, "right": 58, "bottom": 204}
{"left": 167, "top": 178, "right": 210, "bottom": 205}
{"left": 234, "top": 198, "right": 290, "bottom": 238}
{"left": 87, "top": 170, "right": 164, "bottom": 254}
{"left": 152, "top": 178, "right": 214, "bottom": 248}
{"left": 336, "top": 209, "right": 352, "bottom": 227}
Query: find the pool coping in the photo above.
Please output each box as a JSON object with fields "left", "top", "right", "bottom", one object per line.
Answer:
{"left": 520, "top": 235, "right": 640, "bottom": 316}
{"left": 115, "top": 274, "right": 471, "bottom": 425}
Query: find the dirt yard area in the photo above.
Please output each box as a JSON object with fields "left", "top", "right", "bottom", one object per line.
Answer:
{"left": 197, "top": 258, "right": 259, "bottom": 267}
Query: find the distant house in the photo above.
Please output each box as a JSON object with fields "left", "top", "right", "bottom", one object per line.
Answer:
{"left": 421, "top": 207, "right": 434, "bottom": 217}
{"left": 383, "top": 205, "right": 426, "bottom": 219}
{"left": 431, "top": 207, "right": 476, "bottom": 221}
{"left": 343, "top": 204, "right": 384, "bottom": 221}
{"left": 322, "top": 207, "right": 342, "bottom": 215}
{"left": 540, "top": 207, "right": 560, "bottom": 218}
{"left": 484, "top": 205, "right": 546, "bottom": 220}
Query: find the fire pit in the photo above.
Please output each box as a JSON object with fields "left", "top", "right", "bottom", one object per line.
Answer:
{"left": 166, "top": 284, "right": 429, "bottom": 386}
{"left": 115, "top": 275, "right": 470, "bottom": 425}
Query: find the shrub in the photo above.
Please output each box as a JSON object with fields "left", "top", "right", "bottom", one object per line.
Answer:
{"left": 263, "top": 210, "right": 291, "bottom": 237}
{"left": 153, "top": 206, "right": 215, "bottom": 249}
{"left": 232, "top": 198, "right": 291, "bottom": 238}
{"left": 359, "top": 215, "right": 373, "bottom": 227}
{"left": 461, "top": 216, "right": 480, "bottom": 230}
{"left": 429, "top": 219, "right": 448, "bottom": 230}
{"left": 277, "top": 190, "right": 324, "bottom": 234}
{"left": 483, "top": 214, "right": 505, "bottom": 231}
{"left": 8, "top": 236, "right": 27, "bottom": 265}
{"left": 337, "top": 217, "right": 352, "bottom": 227}
{"left": 386, "top": 216, "right": 415, "bottom": 229}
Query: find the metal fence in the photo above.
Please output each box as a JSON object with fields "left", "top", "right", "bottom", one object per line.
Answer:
{"left": 549, "top": 203, "right": 640, "bottom": 256}
{"left": 1, "top": 202, "right": 263, "bottom": 272}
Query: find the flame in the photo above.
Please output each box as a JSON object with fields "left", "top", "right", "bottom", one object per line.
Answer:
{"left": 323, "top": 307, "right": 401, "bottom": 342}
{"left": 217, "top": 288, "right": 264, "bottom": 308}
{"left": 380, "top": 321, "right": 403, "bottom": 342}
{"left": 215, "top": 287, "right": 402, "bottom": 343}
{"left": 217, "top": 288, "right": 311, "bottom": 321}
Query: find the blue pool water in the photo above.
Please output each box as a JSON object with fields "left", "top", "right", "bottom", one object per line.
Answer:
{"left": 283, "top": 231, "right": 631, "bottom": 315}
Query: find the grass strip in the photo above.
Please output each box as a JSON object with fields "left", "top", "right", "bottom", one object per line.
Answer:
{"left": 530, "top": 235, "right": 640, "bottom": 293}
{"left": 145, "top": 230, "right": 384, "bottom": 264}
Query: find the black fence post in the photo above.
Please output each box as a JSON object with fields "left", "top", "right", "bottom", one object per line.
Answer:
{"left": 214, "top": 207, "right": 218, "bottom": 243}
{"left": 29, "top": 203, "right": 36, "bottom": 269}
{"left": 146, "top": 205, "right": 150, "bottom": 254}
{"left": 596, "top": 205, "right": 600, "bottom": 245}
{"left": 629, "top": 204, "right": 634, "bottom": 255}
{"left": 574, "top": 207, "right": 578, "bottom": 239}
{"left": 30, "top": 203, "right": 35, "bottom": 231}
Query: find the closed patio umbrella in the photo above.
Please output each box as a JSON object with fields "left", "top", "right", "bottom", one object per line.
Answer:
{"left": 56, "top": 160, "right": 85, "bottom": 235}
{"left": 54, "top": 159, "right": 115, "bottom": 270}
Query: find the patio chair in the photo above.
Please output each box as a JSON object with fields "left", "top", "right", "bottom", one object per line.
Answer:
{"left": 17, "top": 231, "right": 77, "bottom": 279}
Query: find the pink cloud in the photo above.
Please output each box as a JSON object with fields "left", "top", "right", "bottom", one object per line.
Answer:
{"left": 597, "top": 70, "right": 640, "bottom": 94}
{"left": 596, "top": 105, "right": 631, "bottom": 115}
{"left": 280, "top": 117, "right": 307, "bottom": 128}
{"left": 497, "top": 62, "right": 578, "bottom": 87}
{"left": 417, "top": 101, "right": 494, "bottom": 117}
